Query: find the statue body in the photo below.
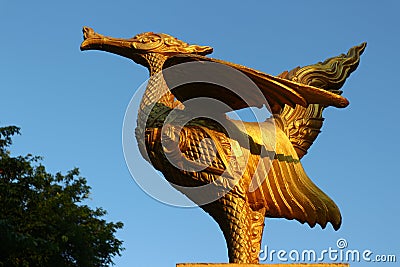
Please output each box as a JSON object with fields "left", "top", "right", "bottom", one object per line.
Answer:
{"left": 81, "top": 28, "right": 365, "bottom": 263}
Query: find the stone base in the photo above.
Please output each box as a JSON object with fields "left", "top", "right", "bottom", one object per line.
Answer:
{"left": 177, "top": 264, "right": 349, "bottom": 267}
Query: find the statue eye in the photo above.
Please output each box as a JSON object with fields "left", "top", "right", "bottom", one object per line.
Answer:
{"left": 133, "top": 35, "right": 162, "bottom": 50}
{"left": 140, "top": 36, "right": 158, "bottom": 43}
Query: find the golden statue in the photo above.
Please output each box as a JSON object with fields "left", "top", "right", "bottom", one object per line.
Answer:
{"left": 81, "top": 27, "right": 365, "bottom": 264}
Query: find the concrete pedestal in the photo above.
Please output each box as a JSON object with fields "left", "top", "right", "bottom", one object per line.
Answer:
{"left": 177, "top": 264, "right": 349, "bottom": 267}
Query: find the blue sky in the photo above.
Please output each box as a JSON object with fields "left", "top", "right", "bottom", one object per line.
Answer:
{"left": 1, "top": 1, "right": 399, "bottom": 266}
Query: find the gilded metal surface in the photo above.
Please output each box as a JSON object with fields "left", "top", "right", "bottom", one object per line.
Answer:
{"left": 277, "top": 43, "right": 366, "bottom": 158}
{"left": 177, "top": 264, "right": 350, "bottom": 267}
{"left": 81, "top": 27, "right": 365, "bottom": 264}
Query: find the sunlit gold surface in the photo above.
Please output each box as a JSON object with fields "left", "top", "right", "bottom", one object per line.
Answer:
{"left": 81, "top": 27, "right": 365, "bottom": 264}
{"left": 177, "top": 264, "right": 349, "bottom": 267}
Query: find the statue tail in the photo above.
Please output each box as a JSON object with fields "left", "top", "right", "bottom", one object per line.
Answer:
{"left": 277, "top": 43, "right": 366, "bottom": 158}
{"left": 246, "top": 126, "right": 342, "bottom": 230}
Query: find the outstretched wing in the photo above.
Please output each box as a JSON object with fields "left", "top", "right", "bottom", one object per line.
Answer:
{"left": 159, "top": 118, "right": 341, "bottom": 229}
{"left": 162, "top": 54, "right": 349, "bottom": 114}
{"left": 157, "top": 121, "right": 248, "bottom": 205}
{"left": 161, "top": 123, "right": 228, "bottom": 176}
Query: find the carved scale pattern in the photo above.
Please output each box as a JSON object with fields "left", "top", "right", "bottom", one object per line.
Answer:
{"left": 278, "top": 104, "right": 324, "bottom": 158}
{"left": 82, "top": 28, "right": 365, "bottom": 264}
{"left": 135, "top": 53, "right": 175, "bottom": 158}
{"left": 202, "top": 193, "right": 265, "bottom": 263}
{"left": 277, "top": 43, "right": 366, "bottom": 158}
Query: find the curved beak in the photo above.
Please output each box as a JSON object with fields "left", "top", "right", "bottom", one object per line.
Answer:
{"left": 80, "top": 26, "right": 139, "bottom": 60}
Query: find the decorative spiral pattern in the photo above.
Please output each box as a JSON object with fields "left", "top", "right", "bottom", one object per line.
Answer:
{"left": 336, "top": 238, "right": 348, "bottom": 249}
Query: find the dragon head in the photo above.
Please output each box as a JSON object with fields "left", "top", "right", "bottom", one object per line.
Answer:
{"left": 80, "top": 27, "right": 213, "bottom": 69}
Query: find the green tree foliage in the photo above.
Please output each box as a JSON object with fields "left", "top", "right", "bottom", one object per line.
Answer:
{"left": 0, "top": 126, "right": 124, "bottom": 266}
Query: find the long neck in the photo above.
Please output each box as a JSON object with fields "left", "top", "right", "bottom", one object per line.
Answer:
{"left": 136, "top": 53, "right": 174, "bottom": 154}
{"left": 141, "top": 53, "right": 174, "bottom": 108}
